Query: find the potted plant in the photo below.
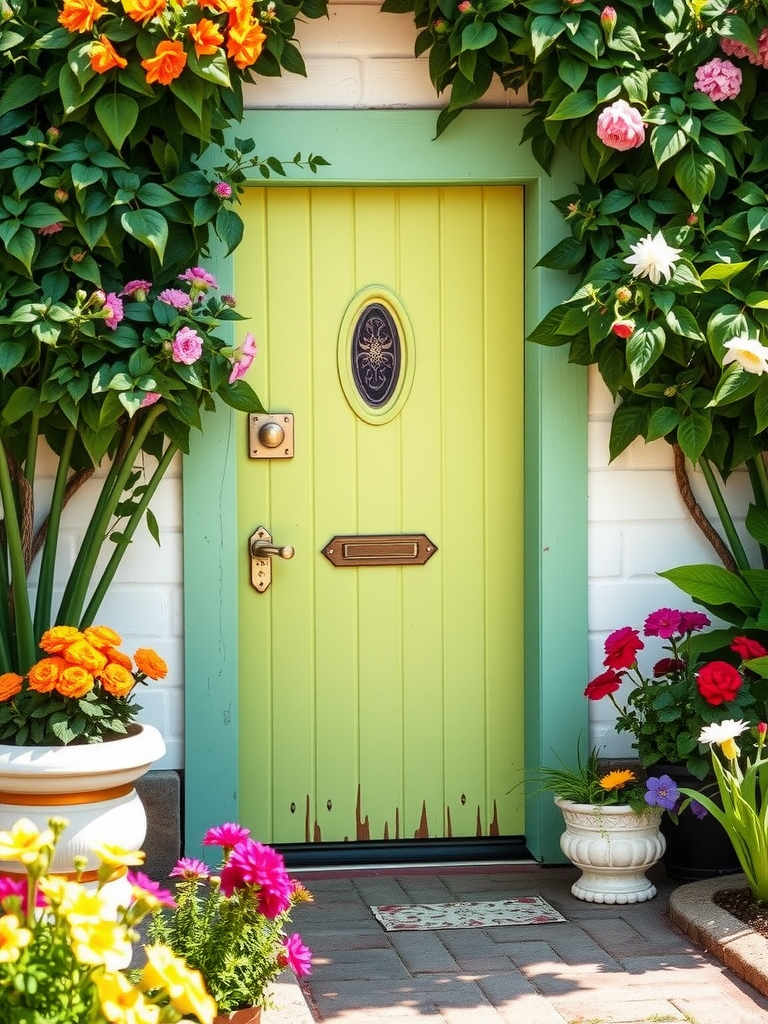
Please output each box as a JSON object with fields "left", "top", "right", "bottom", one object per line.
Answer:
{"left": 149, "top": 822, "right": 313, "bottom": 1022}
{"left": 533, "top": 748, "right": 670, "bottom": 904}
{"left": 586, "top": 605, "right": 768, "bottom": 877}
{"left": 0, "top": 815, "right": 217, "bottom": 1023}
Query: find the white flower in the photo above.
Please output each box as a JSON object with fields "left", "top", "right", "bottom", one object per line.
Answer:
{"left": 623, "top": 231, "right": 683, "bottom": 284}
{"left": 699, "top": 719, "right": 750, "bottom": 759}
{"left": 723, "top": 335, "right": 768, "bottom": 375}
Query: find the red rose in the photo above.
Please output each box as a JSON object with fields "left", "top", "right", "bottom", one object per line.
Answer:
{"left": 731, "top": 636, "right": 768, "bottom": 661}
{"left": 696, "top": 661, "right": 743, "bottom": 706}
{"left": 584, "top": 669, "right": 623, "bottom": 700}
{"left": 603, "top": 626, "right": 643, "bottom": 670}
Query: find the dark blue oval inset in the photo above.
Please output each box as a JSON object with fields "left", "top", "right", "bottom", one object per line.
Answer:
{"left": 351, "top": 302, "right": 402, "bottom": 409}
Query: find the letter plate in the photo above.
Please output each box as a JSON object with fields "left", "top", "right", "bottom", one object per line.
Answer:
{"left": 321, "top": 534, "right": 437, "bottom": 567}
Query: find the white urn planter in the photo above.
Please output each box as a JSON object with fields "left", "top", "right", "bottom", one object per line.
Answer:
{"left": 556, "top": 797, "right": 666, "bottom": 904}
{"left": 0, "top": 723, "right": 165, "bottom": 885}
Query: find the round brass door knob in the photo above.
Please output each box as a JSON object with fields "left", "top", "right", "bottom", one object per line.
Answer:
{"left": 258, "top": 421, "right": 285, "bottom": 448}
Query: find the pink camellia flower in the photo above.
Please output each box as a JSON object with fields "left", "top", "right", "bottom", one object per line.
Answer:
{"left": 279, "top": 933, "right": 312, "bottom": 976}
{"left": 694, "top": 57, "right": 742, "bottom": 101}
{"left": 170, "top": 857, "right": 211, "bottom": 880}
{"left": 596, "top": 99, "right": 645, "bottom": 151}
{"left": 603, "top": 625, "right": 643, "bottom": 670}
{"left": 141, "top": 392, "right": 162, "bottom": 408}
{"left": 611, "top": 319, "right": 635, "bottom": 338}
{"left": 121, "top": 279, "right": 152, "bottom": 300}
{"left": 643, "top": 607, "right": 682, "bottom": 639}
{"left": 229, "top": 332, "right": 258, "bottom": 383}
{"left": 38, "top": 222, "right": 64, "bottom": 235}
{"left": 214, "top": 180, "right": 232, "bottom": 198}
{"left": 721, "top": 27, "right": 768, "bottom": 68}
{"left": 103, "top": 292, "right": 124, "bottom": 329}
{"left": 171, "top": 326, "right": 203, "bottom": 365}
{"left": 158, "top": 288, "right": 193, "bottom": 311}
{"left": 219, "top": 838, "right": 293, "bottom": 917}
{"left": 202, "top": 823, "right": 251, "bottom": 848}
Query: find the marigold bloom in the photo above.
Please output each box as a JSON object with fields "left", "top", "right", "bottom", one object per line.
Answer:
{"left": 189, "top": 17, "right": 224, "bottom": 56}
{"left": 56, "top": 665, "right": 95, "bottom": 698}
{"left": 83, "top": 625, "right": 123, "bottom": 651}
{"left": 0, "top": 672, "right": 23, "bottom": 701}
{"left": 101, "top": 662, "right": 135, "bottom": 697}
{"left": 58, "top": 0, "right": 107, "bottom": 32}
{"left": 0, "top": 819, "right": 54, "bottom": 865}
{"left": 0, "top": 915, "right": 31, "bottom": 963}
{"left": 226, "top": 19, "right": 267, "bottom": 69}
{"left": 141, "top": 39, "right": 187, "bottom": 85}
{"left": 39, "top": 625, "right": 82, "bottom": 653}
{"left": 106, "top": 646, "right": 134, "bottom": 671}
{"left": 122, "top": 0, "right": 167, "bottom": 23}
{"left": 90, "top": 34, "right": 128, "bottom": 72}
{"left": 134, "top": 647, "right": 168, "bottom": 679}
{"left": 599, "top": 769, "right": 636, "bottom": 791}
{"left": 63, "top": 639, "right": 108, "bottom": 675}
{"left": 28, "top": 657, "right": 66, "bottom": 693}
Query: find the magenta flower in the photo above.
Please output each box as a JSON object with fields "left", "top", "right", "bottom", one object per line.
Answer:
{"left": 172, "top": 326, "right": 203, "bottom": 365}
{"left": 694, "top": 57, "right": 742, "bottom": 101}
{"left": 643, "top": 607, "right": 682, "bottom": 639}
{"left": 279, "top": 933, "right": 312, "bottom": 976}
{"left": 214, "top": 181, "right": 233, "bottom": 198}
{"left": 603, "top": 625, "right": 643, "bottom": 670}
{"left": 677, "top": 611, "right": 710, "bottom": 634}
{"left": 0, "top": 875, "right": 44, "bottom": 913}
{"left": 219, "top": 839, "right": 293, "bottom": 916}
{"left": 103, "top": 292, "right": 124, "bottom": 329}
{"left": 158, "top": 288, "right": 193, "bottom": 311}
{"left": 121, "top": 279, "right": 153, "bottom": 300}
{"left": 141, "top": 392, "right": 162, "bottom": 408}
{"left": 179, "top": 266, "right": 218, "bottom": 291}
{"left": 128, "top": 871, "right": 176, "bottom": 908}
{"left": 229, "top": 332, "right": 258, "bottom": 383}
{"left": 170, "top": 857, "right": 211, "bottom": 880}
{"left": 202, "top": 823, "right": 251, "bottom": 848}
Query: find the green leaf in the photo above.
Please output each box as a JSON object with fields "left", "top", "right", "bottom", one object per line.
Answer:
{"left": 1, "top": 386, "right": 39, "bottom": 423}
{"left": 650, "top": 123, "right": 688, "bottom": 167}
{"left": 461, "top": 21, "right": 497, "bottom": 49}
{"left": 659, "top": 564, "right": 759, "bottom": 610}
{"left": 665, "top": 305, "right": 704, "bottom": 341}
{"left": 558, "top": 53, "right": 588, "bottom": 92}
{"left": 674, "top": 150, "right": 716, "bottom": 208}
{"left": 646, "top": 405, "right": 680, "bottom": 441}
{"left": 530, "top": 14, "right": 565, "bottom": 59}
{"left": 700, "top": 261, "right": 752, "bottom": 284}
{"left": 536, "top": 236, "right": 587, "bottom": 270}
{"left": 0, "top": 75, "right": 42, "bottom": 116}
{"left": 627, "top": 322, "right": 665, "bottom": 383}
{"left": 676, "top": 410, "right": 712, "bottom": 463}
{"left": 215, "top": 208, "right": 244, "bottom": 255}
{"left": 609, "top": 402, "right": 647, "bottom": 459}
{"left": 120, "top": 209, "right": 168, "bottom": 261}
{"left": 709, "top": 363, "right": 760, "bottom": 406}
{"left": 546, "top": 91, "right": 597, "bottom": 121}
{"left": 94, "top": 94, "right": 139, "bottom": 152}
{"left": 702, "top": 110, "right": 750, "bottom": 136}
{"left": 746, "top": 504, "right": 768, "bottom": 546}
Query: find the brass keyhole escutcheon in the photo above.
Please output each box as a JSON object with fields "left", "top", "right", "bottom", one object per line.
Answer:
{"left": 249, "top": 527, "right": 294, "bottom": 592}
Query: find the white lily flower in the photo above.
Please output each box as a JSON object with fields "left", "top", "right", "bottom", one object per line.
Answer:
{"left": 699, "top": 719, "right": 750, "bottom": 759}
{"left": 623, "top": 231, "right": 683, "bottom": 284}
{"left": 723, "top": 335, "right": 768, "bottom": 375}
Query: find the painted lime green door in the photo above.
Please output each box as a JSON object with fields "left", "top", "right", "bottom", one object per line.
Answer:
{"left": 235, "top": 185, "right": 525, "bottom": 845}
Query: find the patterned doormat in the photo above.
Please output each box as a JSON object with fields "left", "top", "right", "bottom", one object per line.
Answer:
{"left": 370, "top": 897, "right": 566, "bottom": 931}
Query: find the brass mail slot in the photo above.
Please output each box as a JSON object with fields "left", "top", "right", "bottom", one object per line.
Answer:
{"left": 321, "top": 534, "right": 437, "bottom": 567}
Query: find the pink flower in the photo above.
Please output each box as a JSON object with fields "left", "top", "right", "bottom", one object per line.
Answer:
{"left": 600, "top": 5, "right": 616, "bottom": 29}
{"left": 279, "top": 933, "right": 312, "bottom": 976}
{"left": 643, "top": 607, "right": 682, "bottom": 639}
{"left": 121, "top": 279, "right": 152, "bottom": 299}
{"left": 219, "top": 839, "right": 293, "bottom": 917}
{"left": 677, "top": 611, "right": 710, "bottom": 634}
{"left": 38, "top": 222, "right": 64, "bottom": 235}
{"left": 128, "top": 871, "right": 177, "bottom": 908}
{"left": 0, "top": 875, "right": 44, "bottom": 913}
{"left": 214, "top": 180, "right": 233, "bottom": 198}
{"left": 170, "top": 857, "right": 211, "bottom": 880}
{"left": 179, "top": 266, "right": 218, "bottom": 291}
{"left": 694, "top": 57, "right": 742, "bottom": 101}
{"left": 603, "top": 626, "right": 643, "bottom": 670}
{"left": 158, "top": 288, "right": 193, "bottom": 311}
{"left": 596, "top": 99, "right": 645, "bottom": 151}
{"left": 103, "top": 292, "right": 124, "bottom": 329}
{"left": 172, "top": 326, "right": 203, "bottom": 365}
{"left": 141, "top": 392, "right": 162, "bottom": 407}
{"left": 202, "top": 823, "right": 251, "bottom": 848}
{"left": 721, "top": 27, "right": 768, "bottom": 69}
{"left": 229, "top": 332, "right": 258, "bottom": 383}
{"left": 457, "top": 0, "right": 471, "bottom": 10}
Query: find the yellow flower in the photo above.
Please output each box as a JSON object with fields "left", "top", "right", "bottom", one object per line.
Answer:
{"left": 141, "top": 945, "right": 216, "bottom": 1024}
{"left": 0, "top": 914, "right": 31, "bottom": 962}
{"left": 70, "top": 919, "right": 132, "bottom": 970}
{"left": 599, "top": 769, "right": 636, "bottom": 792}
{"left": 39, "top": 875, "right": 84, "bottom": 912}
{"left": 91, "top": 843, "right": 145, "bottom": 868}
{"left": 95, "top": 971, "right": 160, "bottom": 1024}
{"left": 62, "top": 886, "right": 113, "bottom": 926}
{"left": 0, "top": 818, "right": 54, "bottom": 864}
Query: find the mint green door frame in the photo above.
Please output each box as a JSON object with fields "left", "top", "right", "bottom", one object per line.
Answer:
{"left": 182, "top": 108, "right": 587, "bottom": 863}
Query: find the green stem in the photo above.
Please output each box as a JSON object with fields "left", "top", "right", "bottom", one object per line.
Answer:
{"left": 24, "top": 410, "right": 39, "bottom": 488}
{"left": 747, "top": 455, "right": 768, "bottom": 567}
{"left": 699, "top": 456, "right": 751, "bottom": 572}
{"left": 56, "top": 405, "right": 166, "bottom": 627}
{"left": 33, "top": 426, "right": 76, "bottom": 642}
{"left": 0, "top": 443, "right": 35, "bottom": 670}
{"left": 80, "top": 440, "right": 178, "bottom": 628}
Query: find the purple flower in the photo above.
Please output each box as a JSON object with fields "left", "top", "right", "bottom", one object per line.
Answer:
{"left": 643, "top": 608, "right": 682, "bottom": 639}
{"left": 158, "top": 288, "right": 193, "bottom": 311}
{"left": 171, "top": 326, "right": 203, "bottom": 365}
{"left": 644, "top": 774, "right": 680, "bottom": 810}
{"left": 170, "top": 857, "right": 211, "bottom": 880}
{"left": 690, "top": 800, "right": 709, "bottom": 821}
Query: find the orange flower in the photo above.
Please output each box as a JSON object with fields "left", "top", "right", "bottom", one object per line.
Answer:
{"left": 141, "top": 40, "right": 188, "bottom": 85}
{"left": 58, "top": 0, "right": 108, "bottom": 32}
{"left": 226, "top": 19, "right": 266, "bottom": 69}
{"left": 39, "top": 626, "right": 83, "bottom": 654}
{"left": 90, "top": 35, "right": 128, "bottom": 72}
{"left": 56, "top": 666, "right": 94, "bottom": 699}
{"left": 28, "top": 658, "right": 66, "bottom": 694}
{"left": 83, "top": 625, "right": 123, "bottom": 651}
{"left": 63, "top": 640, "right": 108, "bottom": 675}
{"left": 101, "top": 663, "right": 135, "bottom": 698}
{"left": 189, "top": 18, "right": 224, "bottom": 57}
{"left": 0, "top": 673, "right": 23, "bottom": 702}
{"left": 106, "top": 647, "right": 134, "bottom": 671}
{"left": 121, "top": 0, "right": 167, "bottom": 24}
{"left": 134, "top": 648, "right": 168, "bottom": 680}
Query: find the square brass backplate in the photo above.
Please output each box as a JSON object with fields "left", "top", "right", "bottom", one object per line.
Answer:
{"left": 249, "top": 413, "right": 294, "bottom": 459}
